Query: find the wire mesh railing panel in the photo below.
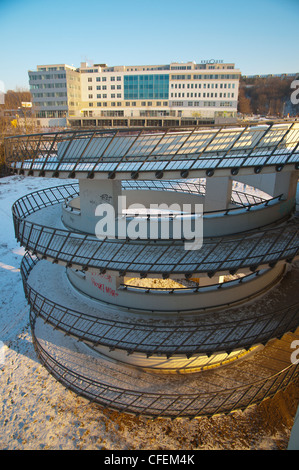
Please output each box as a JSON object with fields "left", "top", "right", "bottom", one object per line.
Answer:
{"left": 14, "top": 203, "right": 299, "bottom": 275}
{"left": 21, "top": 252, "right": 299, "bottom": 356}
{"left": 5, "top": 122, "right": 299, "bottom": 176}
{"left": 29, "top": 305, "right": 299, "bottom": 418}
{"left": 11, "top": 184, "right": 299, "bottom": 275}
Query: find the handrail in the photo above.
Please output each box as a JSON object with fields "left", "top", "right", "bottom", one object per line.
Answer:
{"left": 60, "top": 181, "right": 276, "bottom": 219}
{"left": 28, "top": 301, "right": 299, "bottom": 418}
{"left": 12, "top": 185, "right": 299, "bottom": 276}
{"left": 122, "top": 179, "right": 206, "bottom": 195}
{"left": 5, "top": 121, "right": 299, "bottom": 177}
{"left": 21, "top": 252, "right": 299, "bottom": 356}
{"left": 123, "top": 179, "right": 270, "bottom": 207}
{"left": 122, "top": 194, "right": 283, "bottom": 219}
{"left": 4, "top": 118, "right": 298, "bottom": 140}
{"left": 120, "top": 271, "right": 260, "bottom": 293}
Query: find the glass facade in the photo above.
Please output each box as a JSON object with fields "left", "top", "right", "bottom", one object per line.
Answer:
{"left": 124, "top": 74, "right": 169, "bottom": 100}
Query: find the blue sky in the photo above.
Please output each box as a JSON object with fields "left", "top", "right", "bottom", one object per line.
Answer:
{"left": 0, "top": 0, "right": 298, "bottom": 91}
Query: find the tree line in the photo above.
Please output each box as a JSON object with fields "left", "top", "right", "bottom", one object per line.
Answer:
{"left": 238, "top": 75, "right": 299, "bottom": 117}
{"left": 0, "top": 89, "right": 39, "bottom": 175}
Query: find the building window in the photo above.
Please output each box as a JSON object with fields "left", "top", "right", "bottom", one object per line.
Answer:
{"left": 124, "top": 74, "right": 169, "bottom": 100}
{"left": 88, "top": 78, "right": 92, "bottom": 82}
{"left": 220, "top": 101, "right": 233, "bottom": 107}
{"left": 88, "top": 94, "right": 93, "bottom": 98}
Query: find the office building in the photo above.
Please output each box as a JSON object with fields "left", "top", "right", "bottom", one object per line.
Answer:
{"left": 28, "top": 64, "right": 81, "bottom": 127}
{"left": 28, "top": 60, "right": 241, "bottom": 128}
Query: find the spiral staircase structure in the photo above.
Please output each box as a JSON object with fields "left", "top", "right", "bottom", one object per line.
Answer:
{"left": 5, "top": 121, "right": 299, "bottom": 418}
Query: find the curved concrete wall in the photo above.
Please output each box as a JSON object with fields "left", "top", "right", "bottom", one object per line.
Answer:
{"left": 62, "top": 190, "right": 293, "bottom": 238}
{"left": 88, "top": 342, "right": 261, "bottom": 373}
{"left": 67, "top": 264, "right": 285, "bottom": 314}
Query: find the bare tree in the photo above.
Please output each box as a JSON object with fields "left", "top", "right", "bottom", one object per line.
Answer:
{"left": 0, "top": 88, "right": 40, "bottom": 175}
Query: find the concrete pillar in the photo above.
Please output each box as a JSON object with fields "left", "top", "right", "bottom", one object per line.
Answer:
{"left": 234, "top": 170, "right": 298, "bottom": 201}
{"left": 79, "top": 179, "right": 122, "bottom": 235}
{"left": 272, "top": 170, "right": 298, "bottom": 201}
{"left": 204, "top": 176, "right": 232, "bottom": 212}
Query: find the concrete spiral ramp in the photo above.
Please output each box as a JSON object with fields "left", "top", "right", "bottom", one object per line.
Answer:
{"left": 6, "top": 121, "right": 299, "bottom": 418}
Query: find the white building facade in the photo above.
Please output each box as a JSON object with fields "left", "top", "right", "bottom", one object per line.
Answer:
{"left": 29, "top": 60, "right": 241, "bottom": 128}
{"left": 28, "top": 64, "right": 81, "bottom": 128}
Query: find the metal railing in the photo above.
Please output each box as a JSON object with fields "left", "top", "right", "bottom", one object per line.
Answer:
{"left": 29, "top": 302, "right": 299, "bottom": 418}
{"left": 120, "top": 270, "right": 264, "bottom": 293}
{"left": 123, "top": 179, "right": 269, "bottom": 206}
{"left": 12, "top": 183, "right": 79, "bottom": 220}
{"left": 21, "top": 252, "right": 299, "bottom": 357}
{"left": 122, "top": 179, "right": 206, "bottom": 195}
{"left": 5, "top": 121, "right": 299, "bottom": 177}
{"left": 12, "top": 184, "right": 299, "bottom": 276}
{"left": 122, "top": 195, "right": 283, "bottom": 219}
{"left": 62, "top": 180, "right": 270, "bottom": 215}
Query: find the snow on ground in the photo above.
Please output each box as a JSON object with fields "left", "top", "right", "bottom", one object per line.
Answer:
{"left": 0, "top": 174, "right": 299, "bottom": 450}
